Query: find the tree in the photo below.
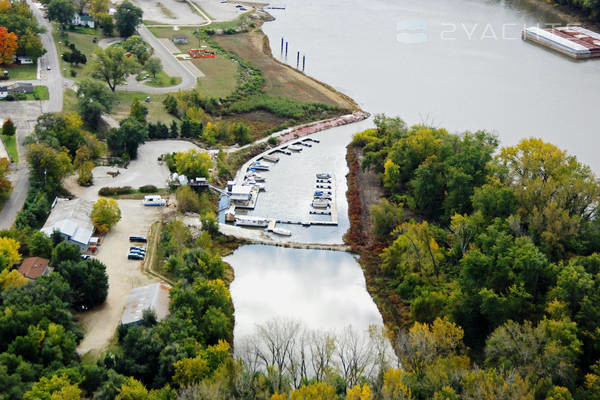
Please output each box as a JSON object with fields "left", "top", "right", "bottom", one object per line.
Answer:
{"left": 77, "top": 79, "right": 115, "bottom": 129}
{"left": 0, "top": 268, "right": 28, "bottom": 289}
{"left": 107, "top": 117, "right": 147, "bottom": 159}
{"left": 0, "top": 236, "right": 21, "bottom": 267}
{"left": 26, "top": 143, "right": 72, "bottom": 194}
{"left": 173, "top": 149, "right": 212, "bottom": 179}
{"left": 77, "top": 160, "right": 94, "bottom": 186}
{"left": 47, "top": 0, "right": 76, "bottom": 29}
{"left": 129, "top": 98, "right": 148, "bottom": 122}
{"left": 51, "top": 241, "right": 81, "bottom": 266}
{"left": 56, "top": 258, "right": 109, "bottom": 309}
{"left": 91, "top": 46, "right": 139, "bottom": 92}
{"left": 0, "top": 27, "right": 18, "bottom": 65}
{"left": 163, "top": 94, "right": 178, "bottom": 117}
{"left": 23, "top": 374, "right": 82, "bottom": 400}
{"left": 28, "top": 231, "right": 53, "bottom": 258}
{"left": 115, "top": 1, "right": 143, "bottom": 37}
{"left": 175, "top": 185, "right": 201, "bottom": 213}
{"left": 291, "top": 382, "right": 337, "bottom": 400}
{"left": 91, "top": 197, "right": 121, "bottom": 234}
{"left": 346, "top": 384, "right": 373, "bottom": 400}
{"left": 18, "top": 29, "right": 45, "bottom": 61}
{"left": 98, "top": 13, "right": 114, "bottom": 36}
{"left": 0, "top": 158, "right": 11, "bottom": 202}
{"left": 485, "top": 319, "right": 582, "bottom": 388}
{"left": 145, "top": 57, "right": 161, "bottom": 78}
{"left": 2, "top": 118, "right": 15, "bottom": 137}
{"left": 88, "top": 0, "right": 109, "bottom": 19}
{"left": 121, "top": 35, "right": 152, "bottom": 65}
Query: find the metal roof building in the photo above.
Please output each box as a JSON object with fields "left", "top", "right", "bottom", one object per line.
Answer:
{"left": 120, "top": 283, "right": 171, "bottom": 326}
{"left": 41, "top": 198, "right": 94, "bottom": 250}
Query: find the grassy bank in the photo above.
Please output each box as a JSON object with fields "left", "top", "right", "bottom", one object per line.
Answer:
{"left": 1, "top": 134, "right": 18, "bottom": 162}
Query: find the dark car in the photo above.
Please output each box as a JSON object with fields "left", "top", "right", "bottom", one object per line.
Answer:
{"left": 129, "top": 236, "right": 147, "bottom": 243}
{"left": 128, "top": 253, "right": 144, "bottom": 260}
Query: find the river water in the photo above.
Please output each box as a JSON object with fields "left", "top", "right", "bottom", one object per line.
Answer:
{"left": 228, "top": 0, "right": 600, "bottom": 343}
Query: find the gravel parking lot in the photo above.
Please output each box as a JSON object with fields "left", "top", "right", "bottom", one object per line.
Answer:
{"left": 76, "top": 200, "right": 170, "bottom": 356}
{"left": 66, "top": 140, "right": 200, "bottom": 201}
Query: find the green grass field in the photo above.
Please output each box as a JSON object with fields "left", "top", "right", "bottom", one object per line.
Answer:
{"left": 30, "top": 86, "right": 49, "bottom": 100}
{"left": 53, "top": 27, "right": 100, "bottom": 82}
{"left": 1, "top": 134, "right": 18, "bottom": 162}
{"left": 3, "top": 64, "right": 37, "bottom": 80}
{"left": 150, "top": 27, "right": 238, "bottom": 98}
{"left": 112, "top": 91, "right": 178, "bottom": 124}
{"left": 145, "top": 71, "right": 182, "bottom": 88}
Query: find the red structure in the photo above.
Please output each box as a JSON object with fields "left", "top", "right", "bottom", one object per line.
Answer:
{"left": 188, "top": 49, "right": 217, "bottom": 59}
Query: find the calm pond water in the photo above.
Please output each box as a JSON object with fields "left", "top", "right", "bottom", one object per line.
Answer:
{"left": 229, "top": 0, "right": 600, "bottom": 339}
{"left": 225, "top": 245, "right": 383, "bottom": 341}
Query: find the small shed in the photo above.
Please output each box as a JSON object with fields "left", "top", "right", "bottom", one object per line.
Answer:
{"left": 172, "top": 34, "right": 189, "bottom": 44}
{"left": 120, "top": 283, "right": 171, "bottom": 326}
{"left": 18, "top": 257, "right": 51, "bottom": 280}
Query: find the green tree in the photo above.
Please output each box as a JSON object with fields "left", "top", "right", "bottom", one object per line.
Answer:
{"left": 121, "top": 35, "right": 151, "bottom": 65}
{"left": 25, "top": 143, "right": 72, "bottom": 195}
{"left": 98, "top": 13, "right": 114, "bottom": 36}
{"left": 51, "top": 241, "right": 81, "bottom": 266}
{"left": 370, "top": 198, "right": 404, "bottom": 240}
{"left": 28, "top": 231, "right": 53, "bottom": 258}
{"left": 18, "top": 29, "right": 45, "bottom": 61}
{"left": 23, "top": 374, "right": 81, "bottom": 400}
{"left": 92, "top": 46, "right": 139, "bottom": 92}
{"left": 114, "top": 1, "right": 143, "bottom": 37}
{"left": 145, "top": 57, "right": 161, "bottom": 78}
{"left": 56, "top": 258, "right": 109, "bottom": 309}
{"left": 162, "top": 94, "right": 178, "bottom": 117}
{"left": 0, "top": 158, "right": 11, "bottom": 202}
{"left": 129, "top": 98, "right": 148, "bottom": 123}
{"left": 47, "top": 0, "right": 76, "bottom": 29}
{"left": 107, "top": 117, "right": 147, "bottom": 159}
{"left": 175, "top": 185, "right": 201, "bottom": 213}
{"left": 77, "top": 79, "right": 115, "bottom": 129}
{"left": 91, "top": 197, "right": 121, "bottom": 234}
{"left": 173, "top": 149, "right": 212, "bottom": 179}
{"left": 291, "top": 382, "right": 337, "bottom": 400}
{"left": 2, "top": 118, "right": 15, "bottom": 136}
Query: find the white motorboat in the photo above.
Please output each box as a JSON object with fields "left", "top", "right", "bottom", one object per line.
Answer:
{"left": 235, "top": 216, "right": 270, "bottom": 227}
{"left": 271, "top": 227, "right": 292, "bottom": 236}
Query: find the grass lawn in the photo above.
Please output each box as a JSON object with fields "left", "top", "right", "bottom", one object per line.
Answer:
{"left": 150, "top": 27, "right": 238, "bottom": 98}
{"left": 1, "top": 134, "right": 18, "bottom": 162}
{"left": 52, "top": 27, "right": 101, "bottom": 82}
{"left": 63, "top": 88, "right": 79, "bottom": 114}
{"left": 3, "top": 64, "right": 37, "bottom": 80}
{"left": 30, "top": 86, "right": 49, "bottom": 100}
{"left": 144, "top": 71, "right": 182, "bottom": 88}
{"left": 112, "top": 91, "right": 178, "bottom": 124}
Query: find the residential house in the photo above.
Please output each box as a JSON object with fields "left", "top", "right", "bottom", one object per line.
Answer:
{"left": 18, "top": 257, "right": 51, "bottom": 280}
{"left": 8, "top": 82, "right": 34, "bottom": 93}
{"left": 172, "top": 34, "right": 189, "bottom": 44}
{"left": 71, "top": 13, "right": 95, "bottom": 28}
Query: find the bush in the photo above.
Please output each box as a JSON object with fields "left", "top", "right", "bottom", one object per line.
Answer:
{"left": 139, "top": 185, "right": 158, "bottom": 193}
{"left": 267, "top": 136, "right": 278, "bottom": 146}
{"left": 98, "top": 186, "right": 133, "bottom": 196}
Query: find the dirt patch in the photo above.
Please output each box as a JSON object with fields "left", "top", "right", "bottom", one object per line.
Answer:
{"left": 354, "top": 147, "right": 384, "bottom": 244}
{"left": 214, "top": 31, "right": 357, "bottom": 109}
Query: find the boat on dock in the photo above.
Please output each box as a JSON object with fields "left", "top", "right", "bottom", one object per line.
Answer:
{"left": 235, "top": 216, "right": 270, "bottom": 227}
{"left": 250, "top": 162, "right": 270, "bottom": 171}
{"left": 246, "top": 172, "right": 265, "bottom": 182}
{"left": 297, "top": 141, "right": 312, "bottom": 147}
{"left": 316, "top": 184, "right": 332, "bottom": 189}
{"left": 288, "top": 145, "right": 303, "bottom": 151}
{"left": 262, "top": 154, "right": 280, "bottom": 163}
{"left": 316, "top": 173, "right": 331, "bottom": 179}
{"left": 271, "top": 227, "right": 292, "bottom": 236}
{"left": 312, "top": 199, "right": 330, "bottom": 209}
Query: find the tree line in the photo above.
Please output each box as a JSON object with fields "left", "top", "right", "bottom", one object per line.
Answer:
{"left": 348, "top": 114, "right": 600, "bottom": 399}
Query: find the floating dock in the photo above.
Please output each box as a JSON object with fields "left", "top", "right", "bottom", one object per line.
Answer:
{"left": 523, "top": 26, "right": 600, "bottom": 59}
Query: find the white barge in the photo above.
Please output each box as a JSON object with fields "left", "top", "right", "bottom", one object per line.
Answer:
{"left": 522, "top": 26, "right": 600, "bottom": 59}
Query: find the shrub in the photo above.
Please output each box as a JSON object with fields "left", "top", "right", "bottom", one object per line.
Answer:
{"left": 139, "top": 185, "right": 158, "bottom": 193}
{"left": 98, "top": 186, "right": 133, "bottom": 196}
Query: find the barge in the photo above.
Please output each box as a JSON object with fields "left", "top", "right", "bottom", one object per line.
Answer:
{"left": 522, "top": 26, "right": 600, "bottom": 59}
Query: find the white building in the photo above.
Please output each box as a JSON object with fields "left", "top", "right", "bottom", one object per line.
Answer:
{"left": 41, "top": 198, "right": 95, "bottom": 250}
{"left": 229, "top": 184, "right": 252, "bottom": 202}
{"left": 70, "top": 13, "right": 95, "bottom": 28}
{"left": 120, "top": 283, "right": 171, "bottom": 326}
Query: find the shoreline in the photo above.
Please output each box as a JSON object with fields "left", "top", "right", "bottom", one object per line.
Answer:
{"left": 521, "top": 0, "right": 600, "bottom": 31}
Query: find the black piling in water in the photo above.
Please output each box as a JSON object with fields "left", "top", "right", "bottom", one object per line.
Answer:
{"left": 302, "top": 55, "right": 305, "bottom": 71}
{"left": 280, "top": 37, "right": 283, "bottom": 54}
{"left": 296, "top": 51, "right": 300, "bottom": 68}
{"left": 285, "top": 42, "right": 288, "bottom": 57}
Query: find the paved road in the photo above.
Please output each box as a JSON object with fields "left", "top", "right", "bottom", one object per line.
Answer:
{"left": 116, "top": 25, "right": 198, "bottom": 94}
{"left": 0, "top": 0, "right": 63, "bottom": 229}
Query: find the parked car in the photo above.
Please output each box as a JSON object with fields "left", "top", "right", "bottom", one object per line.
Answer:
{"left": 129, "top": 249, "right": 146, "bottom": 256}
{"left": 129, "top": 235, "right": 147, "bottom": 243}
{"left": 130, "top": 246, "right": 146, "bottom": 252}
{"left": 128, "top": 253, "right": 144, "bottom": 260}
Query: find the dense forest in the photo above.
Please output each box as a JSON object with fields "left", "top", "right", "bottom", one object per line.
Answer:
{"left": 549, "top": 0, "right": 600, "bottom": 21}
{"left": 346, "top": 114, "right": 600, "bottom": 399}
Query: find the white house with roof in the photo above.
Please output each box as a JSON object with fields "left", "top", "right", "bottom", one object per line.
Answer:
{"left": 71, "top": 13, "right": 95, "bottom": 28}
{"left": 41, "top": 198, "right": 95, "bottom": 251}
